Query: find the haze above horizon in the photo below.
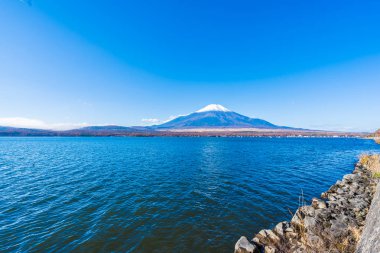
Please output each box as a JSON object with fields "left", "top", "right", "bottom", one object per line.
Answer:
{"left": 1, "top": 0, "right": 380, "bottom": 132}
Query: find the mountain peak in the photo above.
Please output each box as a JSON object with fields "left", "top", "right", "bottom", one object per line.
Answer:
{"left": 196, "top": 104, "right": 231, "bottom": 113}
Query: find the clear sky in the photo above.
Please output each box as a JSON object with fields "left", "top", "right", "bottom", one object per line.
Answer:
{"left": 1, "top": 0, "right": 380, "bottom": 131}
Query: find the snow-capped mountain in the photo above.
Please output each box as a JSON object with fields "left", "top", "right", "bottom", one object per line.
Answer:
{"left": 195, "top": 104, "right": 231, "bottom": 113}
{"left": 154, "top": 104, "right": 290, "bottom": 129}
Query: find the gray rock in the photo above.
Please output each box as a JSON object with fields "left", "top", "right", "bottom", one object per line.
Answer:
{"left": 234, "top": 236, "right": 257, "bottom": 253}
{"left": 265, "top": 229, "right": 280, "bottom": 244}
{"left": 264, "top": 245, "right": 276, "bottom": 253}
{"left": 300, "top": 206, "right": 315, "bottom": 217}
{"left": 306, "top": 234, "right": 323, "bottom": 248}
{"left": 273, "top": 222, "right": 285, "bottom": 238}
{"left": 343, "top": 174, "right": 359, "bottom": 182}
{"left": 273, "top": 221, "right": 291, "bottom": 238}
{"left": 330, "top": 218, "right": 348, "bottom": 237}
{"left": 256, "top": 229, "right": 280, "bottom": 245}
{"left": 252, "top": 237, "right": 260, "bottom": 245}
{"left": 291, "top": 209, "right": 304, "bottom": 227}
{"left": 285, "top": 231, "right": 298, "bottom": 239}
{"left": 285, "top": 227, "right": 294, "bottom": 233}
{"left": 303, "top": 216, "right": 316, "bottom": 230}
{"left": 312, "top": 198, "right": 327, "bottom": 209}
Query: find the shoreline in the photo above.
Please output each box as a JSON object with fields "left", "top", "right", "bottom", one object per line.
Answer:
{"left": 235, "top": 154, "right": 380, "bottom": 253}
{"left": 0, "top": 134, "right": 367, "bottom": 138}
{"left": 0, "top": 126, "right": 370, "bottom": 138}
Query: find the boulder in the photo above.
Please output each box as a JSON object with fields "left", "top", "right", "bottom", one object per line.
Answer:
{"left": 234, "top": 236, "right": 257, "bottom": 253}
{"left": 312, "top": 198, "right": 327, "bottom": 209}
{"left": 330, "top": 218, "right": 348, "bottom": 237}
{"left": 300, "top": 206, "right": 315, "bottom": 217}
{"left": 291, "top": 209, "right": 304, "bottom": 227}
{"left": 306, "top": 234, "right": 323, "bottom": 248}
{"left": 303, "top": 216, "right": 316, "bottom": 230}
{"left": 343, "top": 174, "right": 359, "bottom": 183}
{"left": 264, "top": 245, "right": 276, "bottom": 253}
{"left": 255, "top": 229, "right": 280, "bottom": 245}
{"left": 273, "top": 222, "right": 285, "bottom": 238}
{"left": 273, "top": 221, "right": 290, "bottom": 238}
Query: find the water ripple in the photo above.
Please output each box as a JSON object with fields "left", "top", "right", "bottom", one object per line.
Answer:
{"left": 0, "top": 137, "right": 379, "bottom": 252}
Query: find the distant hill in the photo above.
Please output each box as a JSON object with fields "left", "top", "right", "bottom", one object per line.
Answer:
{"left": 154, "top": 104, "right": 294, "bottom": 130}
{"left": 0, "top": 127, "right": 56, "bottom": 136}
{"left": 0, "top": 125, "right": 151, "bottom": 137}
{"left": 61, "top": 125, "right": 148, "bottom": 136}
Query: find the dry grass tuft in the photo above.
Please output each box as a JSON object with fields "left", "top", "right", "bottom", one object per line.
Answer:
{"left": 334, "top": 226, "right": 362, "bottom": 252}
{"left": 349, "top": 226, "right": 362, "bottom": 243}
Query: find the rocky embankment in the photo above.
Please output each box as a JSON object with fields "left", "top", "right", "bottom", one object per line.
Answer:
{"left": 235, "top": 154, "right": 380, "bottom": 253}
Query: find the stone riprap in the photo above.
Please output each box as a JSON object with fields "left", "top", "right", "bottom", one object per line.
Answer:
{"left": 235, "top": 155, "right": 380, "bottom": 253}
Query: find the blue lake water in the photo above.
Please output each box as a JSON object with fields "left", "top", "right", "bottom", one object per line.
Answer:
{"left": 1, "top": 137, "right": 379, "bottom": 252}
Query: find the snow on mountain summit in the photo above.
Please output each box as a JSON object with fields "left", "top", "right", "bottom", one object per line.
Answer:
{"left": 196, "top": 104, "right": 231, "bottom": 113}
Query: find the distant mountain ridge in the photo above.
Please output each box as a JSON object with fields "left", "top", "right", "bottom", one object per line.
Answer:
{"left": 0, "top": 104, "right": 363, "bottom": 137}
{"left": 0, "top": 125, "right": 148, "bottom": 137}
{"left": 0, "top": 104, "right": 298, "bottom": 136}
{"left": 0, "top": 126, "right": 56, "bottom": 136}
{"left": 154, "top": 104, "right": 292, "bottom": 130}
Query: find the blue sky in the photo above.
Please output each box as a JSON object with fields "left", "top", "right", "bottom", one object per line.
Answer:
{"left": 1, "top": 0, "right": 380, "bottom": 131}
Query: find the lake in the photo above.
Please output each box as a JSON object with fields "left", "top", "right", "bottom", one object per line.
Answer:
{"left": 1, "top": 137, "right": 379, "bottom": 252}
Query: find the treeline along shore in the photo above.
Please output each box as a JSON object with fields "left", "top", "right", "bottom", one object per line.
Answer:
{"left": 234, "top": 153, "right": 380, "bottom": 253}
